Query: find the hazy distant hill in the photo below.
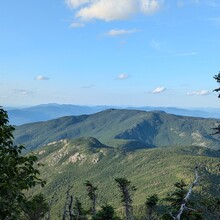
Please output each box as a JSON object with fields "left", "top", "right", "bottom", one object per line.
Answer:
{"left": 31, "top": 138, "right": 220, "bottom": 219}
{"left": 7, "top": 103, "right": 220, "bottom": 125}
{"left": 14, "top": 109, "right": 220, "bottom": 151}
{"left": 7, "top": 104, "right": 109, "bottom": 125}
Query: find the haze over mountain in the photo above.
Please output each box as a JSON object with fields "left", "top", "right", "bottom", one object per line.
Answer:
{"left": 14, "top": 109, "right": 220, "bottom": 152}
{"left": 7, "top": 103, "right": 220, "bottom": 125}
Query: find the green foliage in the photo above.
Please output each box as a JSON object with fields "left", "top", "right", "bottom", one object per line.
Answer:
{"left": 84, "top": 180, "right": 98, "bottom": 216}
{"left": 22, "top": 193, "right": 49, "bottom": 220}
{"left": 93, "top": 204, "right": 121, "bottom": 220}
{"left": 162, "top": 180, "right": 203, "bottom": 220}
{"left": 115, "top": 178, "right": 136, "bottom": 220}
{"left": 26, "top": 137, "right": 220, "bottom": 219}
{"left": 213, "top": 71, "right": 220, "bottom": 94}
{"left": 73, "top": 197, "right": 87, "bottom": 220}
{"left": 13, "top": 109, "right": 220, "bottom": 151}
{"left": 0, "top": 107, "right": 45, "bottom": 219}
{"left": 212, "top": 72, "right": 220, "bottom": 135}
{"left": 145, "top": 194, "right": 159, "bottom": 220}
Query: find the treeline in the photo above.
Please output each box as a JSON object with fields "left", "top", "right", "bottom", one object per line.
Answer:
{"left": 46, "top": 175, "right": 219, "bottom": 220}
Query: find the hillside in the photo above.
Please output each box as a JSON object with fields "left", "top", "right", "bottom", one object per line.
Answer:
{"left": 30, "top": 138, "right": 220, "bottom": 219}
{"left": 14, "top": 109, "right": 220, "bottom": 151}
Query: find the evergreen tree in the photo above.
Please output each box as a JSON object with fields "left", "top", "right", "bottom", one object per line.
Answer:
{"left": 73, "top": 197, "right": 87, "bottom": 220}
{"left": 162, "top": 179, "right": 202, "bottom": 220}
{"left": 145, "top": 194, "right": 159, "bottom": 220}
{"left": 84, "top": 180, "right": 98, "bottom": 217}
{"left": 93, "top": 204, "right": 121, "bottom": 220}
{"left": 213, "top": 71, "right": 220, "bottom": 135}
{"left": 115, "top": 178, "right": 136, "bottom": 220}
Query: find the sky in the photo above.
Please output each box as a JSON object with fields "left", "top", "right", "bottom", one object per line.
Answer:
{"left": 1, "top": 0, "right": 220, "bottom": 108}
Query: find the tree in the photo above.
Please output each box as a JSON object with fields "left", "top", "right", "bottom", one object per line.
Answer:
{"left": 93, "top": 204, "right": 121, "bottom": 220}
{"left": 62, "top": 185, "right": 74, "bottom": 220}
{"left": 0, "top": 107, "right": 45, "bottom": 219}
{"left": 84, "top": 180, "right": 98, "bottom": 217}
{"left": 213, "top": 72, "right": 220, "bottom": 135}
{"left": 145, "top": 194, "right": 159, "bottom": 220}
{"left": 115, "top": 178, "right": 136, "bottom": 220}
{"left": 162, "top": 173, "right": 202, "bottom": 220}
{"left": 22, "top": 193, "right": 49, "bottom": 220}
{"left": 73, "top": 197, "right": 87, "bottom": 220}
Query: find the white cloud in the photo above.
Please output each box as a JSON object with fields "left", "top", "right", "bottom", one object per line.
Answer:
{"left": 35, "top": 75, "right": 49, "bottom": 81}
{"left": 116, "top": 73, "right": 130, "bottom": 80}
{"left": 13, "top": 89, "right": 32, "bottom": 96}
{"left": 152, "top": 86, "right": 166, "bottom": 94}
{"left": 106, "top": 29, "right": 138, "bottom": 36}
{"left": 66, "top": 0, "right": 162, "bottom": 21}
{"left": 187, "top": 90, "right": 210, "bottom": 96}
{"left": 65, "top": 0, "right": 91, "bottom": 8}
{"left": 70, "top": 22, "right": 85, "bottom": 28}
{"left": 140, "top": 0, "right": 161, "bottom": 14}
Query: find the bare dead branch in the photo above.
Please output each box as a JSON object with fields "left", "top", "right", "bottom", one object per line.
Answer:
{"left": 174, "top": 166, "right": 199, "bottom": 220}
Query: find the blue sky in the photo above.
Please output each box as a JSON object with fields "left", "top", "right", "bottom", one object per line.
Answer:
{"left": 1, "top": 0, "right": 220, "bottom": 108}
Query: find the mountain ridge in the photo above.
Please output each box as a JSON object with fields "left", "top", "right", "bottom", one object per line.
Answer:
{"left": 14, "top": 109, "right": 220, "bottom": 152}
{"left": 30, "top": 139, "right": 220, "bottom": 219}
{"left": 7, "top": 103, "right": 220, "bottom": 125}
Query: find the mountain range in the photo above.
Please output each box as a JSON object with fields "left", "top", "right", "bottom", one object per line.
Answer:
{"left": 14, "top": 109, "right": 220, "bottom": 152}
{"left": 11, "top": 107, "right": 220, "bottom": 219}
{"left": 6, "top": 103, "right": 220, "bottom": 125}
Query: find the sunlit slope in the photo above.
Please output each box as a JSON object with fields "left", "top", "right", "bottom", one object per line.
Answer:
{"left": 14, "top": 109, "right": 220, "bottom": 151}
{"left": 31, "top": 138, "right": 220, "bottom": 219}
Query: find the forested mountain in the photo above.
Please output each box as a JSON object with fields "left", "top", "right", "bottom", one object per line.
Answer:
{"left": 4, "top": 107, "right": 220, "bottom": 219}
{"left": 14, "top": 109, "right": 220, "bottom": 151}
{"left": 30, "top": 138, "right": 220, "bottom": 219}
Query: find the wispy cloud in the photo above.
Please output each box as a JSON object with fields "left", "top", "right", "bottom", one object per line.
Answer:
{"left": 145, "top": 51, "right": 198, "bottom": 59}
{"left": 177, "top": 0, "right": 200, "bottom": 7}
{"left": 13, "top": 89, "right": 32, "bottom": 96}
{"left": 35, "top": 75, "right": 49, "bottom": 81}
{"left": 66, "top": 0, "right": 163, "bottom": 22}
{"left": 65, "top": 0, "right": 91, "bottom": 8}
{"left": 116, "top": 73, "right": 130, "bottom": 80}
{"left": 187, "top": 90, "right": 210, "bottom": 96}
{"left": 106, "top": 29, "right": 138, "bottom": 36}
{"left": 150, "top": 39, "right": 161, "bottom": 50}
{"left": 202, "top": 17, "right": 220, "bottom": 26}
{"left": 152, "top": 86, "right": 166, "bottom": 94}
{"left": 178, "top": 0, "right": 220, "bottom": 7}
{"left": 70, "top": 22, "right": 85, "bottom": 28}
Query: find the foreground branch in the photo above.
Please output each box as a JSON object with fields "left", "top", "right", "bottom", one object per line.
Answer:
{"left": 173, "top": 167, "right": 199, "bottom": 220}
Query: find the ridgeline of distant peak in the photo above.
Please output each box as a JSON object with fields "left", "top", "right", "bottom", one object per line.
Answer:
{"left": 6, "top": 103, "right": 220, "bottom": 125}
{"left": 14, "top": 109, "right": 220, "bottom": 151}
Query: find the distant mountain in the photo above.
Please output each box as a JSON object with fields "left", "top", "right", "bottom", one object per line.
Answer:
{"left": 7, "top": 104, "right": 110, "bottom": 125}
{"left": 6, "top": 103, "right": 220, "bottom": 125}
{"left": 14, "top": 109, "right": 220, "bottom": 151}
